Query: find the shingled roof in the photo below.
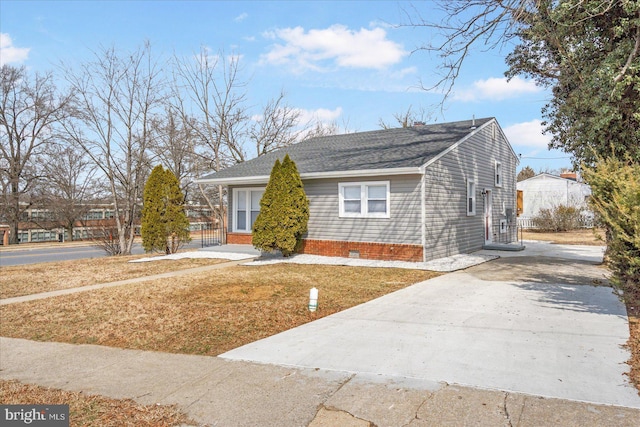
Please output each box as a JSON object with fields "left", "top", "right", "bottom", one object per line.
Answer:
{"left": 197, "top": 117, "right": 495, "bottom": 185}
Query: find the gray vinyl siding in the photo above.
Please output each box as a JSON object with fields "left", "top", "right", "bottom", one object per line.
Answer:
{"left": 230, "top": 176, "right": 423, "bottom": 245}
{"left": 303, "top": 175, "right": 423, "bottom": 245}
{"left": 422, "top": 122, "right": 517, "bottom": 261}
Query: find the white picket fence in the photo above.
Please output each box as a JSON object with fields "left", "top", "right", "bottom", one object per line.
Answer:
{"left": 517, "top": 215, "right": 595, "bottom": 230}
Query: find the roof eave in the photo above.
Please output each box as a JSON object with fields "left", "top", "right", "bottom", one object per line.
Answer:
{"left": 195, "top": 167, "right": 423, "bottom": 186}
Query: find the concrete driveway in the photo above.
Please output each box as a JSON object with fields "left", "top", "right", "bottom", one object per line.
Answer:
{"left": 221, "top": 242, "right": 640, "bottom": 408}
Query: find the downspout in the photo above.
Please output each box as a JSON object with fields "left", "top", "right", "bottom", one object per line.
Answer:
{"left": 420, "top": 167, "right": 426, "bottom": 262}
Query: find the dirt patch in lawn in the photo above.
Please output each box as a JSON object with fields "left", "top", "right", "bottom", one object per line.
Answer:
{"left": 0, "top": 380, "right": 195, "bottom": 426}
{"left": 521, "top": 228, "right": 605, "bottom": 246}
{"left": 0, "top": 264, "right": 437, "bottom": 356}
{"left": 0, "top": 255, "right": 226, "bottom": 299}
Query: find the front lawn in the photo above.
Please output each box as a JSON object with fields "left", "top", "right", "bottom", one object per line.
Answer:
{"left": 0, "top": 255, "right": 226, "bottom": 299}
{"left": 521, "top": 228, "right": 605, "bottom": 245}
{"left": 0, "top": 263, "right": 437, "bottom": 356}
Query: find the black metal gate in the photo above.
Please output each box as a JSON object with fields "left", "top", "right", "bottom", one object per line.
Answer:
{"left": 200, "top": 223, "right": 221, "bottom": 247}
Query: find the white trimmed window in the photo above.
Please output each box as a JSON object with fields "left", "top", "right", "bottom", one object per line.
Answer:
{"left": 339, "top": 181, "right": 390, "bottom": 218}
{"left": 233, "top": 188, "right": 264, "bottom": 232}
{"left": 467, "top": 179, "right": 476, "bottom": 216}
{"left": 495, "top": 161, "right": 502, "bottom": 187}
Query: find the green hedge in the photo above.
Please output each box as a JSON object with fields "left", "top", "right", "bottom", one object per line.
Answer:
{"left": 583, "top": 158, "right": 640, "bottom": 294}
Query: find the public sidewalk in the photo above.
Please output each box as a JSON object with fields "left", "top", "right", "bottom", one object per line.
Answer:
{"left": 2, "top": 337, "right": 639, "bottom": 426}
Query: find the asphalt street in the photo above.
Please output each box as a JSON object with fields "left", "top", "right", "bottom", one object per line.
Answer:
{"left": 0, "top": 239, "right": 208, "bottom": 267}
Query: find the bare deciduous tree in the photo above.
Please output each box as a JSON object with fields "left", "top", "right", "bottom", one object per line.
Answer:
{"left": 378, "top": 105, "right": 432, "bottom": 129}
{"left": 0, "top": 65, "right": 74, "bottom": 244}
{"left": 250, "top": 90, "right": 303, "bottom": 157}
{"left": 148, "top": 106, "right": 198, "bottom": 201}
{"left": 37, "top": 141, "right": 100, "bottom": 240}
{"left": 62, "top": 43, "right": 164, "bottom": 255}
{"left": 400, "top": 1, "right": 527, "bottom": 102}
{"left": 172, "top": 48, "right": 249, "bottom": 241}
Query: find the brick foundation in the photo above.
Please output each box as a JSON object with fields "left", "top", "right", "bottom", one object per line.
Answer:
{"left": 299, "top": 239, "right": 423, "bottom": 262}
{"left": 227, "top": 232, "right": 253, "bottom": 245}
{"left": 227, "top": 233, "right": 424, "bottom": 262}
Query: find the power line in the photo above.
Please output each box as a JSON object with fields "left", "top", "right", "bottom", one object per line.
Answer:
{"left": 519, "top": 155, "right": 572, "bottom": 160}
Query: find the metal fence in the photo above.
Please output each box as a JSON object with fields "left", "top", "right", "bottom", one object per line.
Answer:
{"left": 199, "top": 223, "right": 221, "bottom": 247}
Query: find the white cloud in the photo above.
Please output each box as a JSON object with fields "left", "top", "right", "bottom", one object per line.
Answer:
{"left": 234, "top": 13, "right": 248, "bottom": 22}
{"left": 0, "top": 33, "right": 30, "bottom": 66}
{"left": 297, "top": 106, "right": 343, "bottom": 124}
{"left": 454, "top": 76, "right": 542, "bottom": 102}
{"left": 503, "top": 119, "right": 551, "bottom": 149}
{"left": 261, "top": 25, "right": 406, "bottom": 72}
{"left": 390, "top": 66, "right": 418, "bottom": 80}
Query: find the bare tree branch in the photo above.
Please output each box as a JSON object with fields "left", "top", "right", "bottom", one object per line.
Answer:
{"left": 0, "top": 65, "right": 74, "bottom": 244}
{"left": 61, "top": 43, "right": 165, "bottom": 255}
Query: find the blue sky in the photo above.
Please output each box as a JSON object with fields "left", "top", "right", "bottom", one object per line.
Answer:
{"left": 0, "top": 0, "right": 574, "bottom": 173}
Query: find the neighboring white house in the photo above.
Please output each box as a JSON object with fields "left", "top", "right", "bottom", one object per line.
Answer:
{"left": 517, "top": 173, "right": 592, "bottom": 227}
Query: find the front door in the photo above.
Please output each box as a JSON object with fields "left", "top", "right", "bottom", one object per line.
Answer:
{"left": 484, "top": 189, "right": 493, "bottom": 245}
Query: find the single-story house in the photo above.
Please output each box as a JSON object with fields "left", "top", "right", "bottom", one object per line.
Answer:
{"left": 516, "top": 173, "right": 592, "bottom": 226}
{"left": 197, "top": 117, "right": 519, "bottom": 262}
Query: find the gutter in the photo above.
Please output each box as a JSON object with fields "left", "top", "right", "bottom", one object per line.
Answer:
{"left": 195, "top": 166, "right": 423, "bottom": 186}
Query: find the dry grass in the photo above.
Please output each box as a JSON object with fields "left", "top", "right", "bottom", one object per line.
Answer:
{"left": 521, "top": 228, "right": 605, "bottom": 246}
{"left": 624, "top": 290, "right": 640, "bottom": 395}
{"left": 0, "top": 380, "right": 195, "bottom": 426}
{"left": 0, "top": 255, "right": 226, "bottom": 299}
{"left": 0, "top": 263, "right": 437, "bottom": 356}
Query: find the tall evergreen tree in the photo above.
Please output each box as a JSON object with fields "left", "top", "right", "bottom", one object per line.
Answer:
{"left": 252, "top": 159, "right": 282, "bottom": 253}
{"left": 280, "top": 154, "right": 309, "bottom": 253}
{"left": 162, "top": 167, "right": 191, "bottom": 253}
{"left": 141, "top": 165, "right": 190, "bottom": 254}
{"left": 517, "top": 166, "right": 536, "bottom": 182}
{"left": 252, "top": 155, "right": 309, "bottom": 256}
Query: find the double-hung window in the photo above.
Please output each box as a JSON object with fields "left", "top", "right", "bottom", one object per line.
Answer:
{"left": 339, "top": 181, "right": 390, "bottom": 218}
{"left": 467, "top": 179, "right": 476, "bottom": 216}
{"left": 233, "top": 188, "right": 264, "bottom": 232}
{"left": 495, "top": 161, "right": 503, "bottom": 187}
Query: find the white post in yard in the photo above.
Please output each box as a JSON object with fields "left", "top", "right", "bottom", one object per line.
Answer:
{"left": 308, "top": 287, "right": 318, "bottom": 312}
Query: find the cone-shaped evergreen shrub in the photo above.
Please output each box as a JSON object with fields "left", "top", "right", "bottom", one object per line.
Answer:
{"left": 141, "top": 165, "right": 191, "bottom": 254}
{"left": 252, "top": 155, "right": 309, "bottom": 256}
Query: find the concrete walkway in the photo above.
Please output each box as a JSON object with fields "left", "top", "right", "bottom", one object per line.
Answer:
{"left": 2, "top": 337, "right": 640, "bottom": 426}
{"left": 2, "top": 241, "right": 640, "bottom": 426}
